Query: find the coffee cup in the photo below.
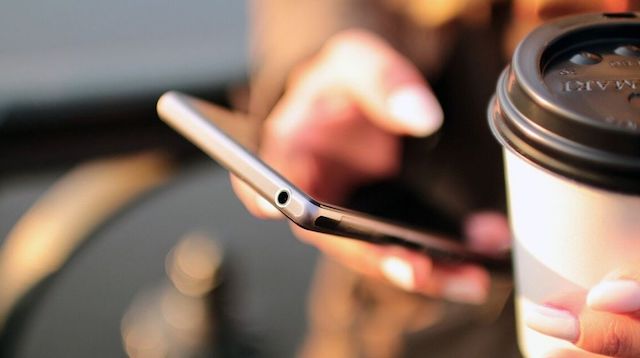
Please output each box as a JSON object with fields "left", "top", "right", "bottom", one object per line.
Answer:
{"left": 489, "top": 12, "right": 640, "bottom": 357}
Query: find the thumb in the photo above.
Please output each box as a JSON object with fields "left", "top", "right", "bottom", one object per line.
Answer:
{"left": 298, "top": 29, "right": 443, "bottom": 137}
{"left": 587, "top": 267, "right": 640, "bottom": 315}
{"left": 524, "top": 265, "right": 640, "bottom": 357}
{"left": 575, "top": 309, "right": 640, "bottom": 357}
{"left": 524, "top": 301, "right": 640, "bottom": 357}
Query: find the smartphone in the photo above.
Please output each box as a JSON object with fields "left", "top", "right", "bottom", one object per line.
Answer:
{"left": 157, "top": 91, "right": 510, "bottom": 271}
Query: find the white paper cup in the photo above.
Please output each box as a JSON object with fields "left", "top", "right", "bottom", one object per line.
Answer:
{"left": 489, "top": 13, "right": 640, "bottom": 357}
{"left": 505, "top": 149, "right": 640, "bottom": 356}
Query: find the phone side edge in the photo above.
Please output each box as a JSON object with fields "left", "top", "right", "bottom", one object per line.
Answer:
{"left": 156, "top": 91, "right": 316, "bottom": 223}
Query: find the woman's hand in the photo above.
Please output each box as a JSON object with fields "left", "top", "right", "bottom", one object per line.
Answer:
{"left": 525, "top": 267, "right": 640, "bottom": 357}
{"left": 232, "top": 29, "right": 510, "bottom": 304}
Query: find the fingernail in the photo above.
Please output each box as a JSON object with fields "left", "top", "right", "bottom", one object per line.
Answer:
{"left": 524, "top": 303, "right": 579, "bottom": 343}
{"left": 587, "top": 280, "right": 640, "bottom": 313}
{"left": 387, "top": 85, "right": 443, "bottom": 136}
{"left": 442, "top": 276, "right": 488, "bottom": 304}
{"left": 255, "top": 196, "right": 283, "bottom": 218}
{"left": 465, "top": 215, "right": 511, "bottom": 254}
{"left": 380, "top": 256, "right": 415, "bottom": 291}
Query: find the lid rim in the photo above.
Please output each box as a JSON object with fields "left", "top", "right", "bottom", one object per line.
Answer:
{"left": 489, "top": 95, "right": 640, "bottom": 195}
{"left": 496, "top": 69, "right": 640, "bottom": 170}
{"left": 491, "top": 12, "right": 640, "bottom": 193}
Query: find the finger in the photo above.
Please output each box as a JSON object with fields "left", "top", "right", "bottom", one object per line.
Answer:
{"left": 464, "top": 211, "right": 512, "bottom": 255}
{"left": 257, "top": 30, "right": 439, "bottom": 197}
{"left": 229, "top": 174, "right": 283, "bottom": 219}
{"left": 524, "top": 302, "right": 640, "bottom": 357}
{"left": 290, "top": 224, "right": 490, "bottom": 304}
{"left": 418, "top": 262, "right": 490, "bottom": 305}
{"left": 321, "top": 30, "right": 443, "bottom": 136}
{"left": 259, "top": 94, "right": 359, "bottom": 187}
{"left": 282, "top": 29, "right": 443, "bottom": 138}
{"left": 587, "top": 269, "right": 640, "bottom": 314}
{"left": 261, "top": 88, "right": 400, "bottom": 200}
{"left": 577, "top": 310, "right": 640, "bottom": 358}
{"left": 523, "top": 302, "right": 583, "bottom": 345}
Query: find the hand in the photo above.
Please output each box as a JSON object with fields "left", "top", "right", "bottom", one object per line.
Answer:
{"left": 232, "top": 29, "right": 510, "bottom": 304}
{"left": 525, "top": 267, "right": 640, "bottom": 357}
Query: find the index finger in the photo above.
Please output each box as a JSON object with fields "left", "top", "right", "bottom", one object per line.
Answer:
{"left": 283, "top": 29, "right": 444, "bottom": 137}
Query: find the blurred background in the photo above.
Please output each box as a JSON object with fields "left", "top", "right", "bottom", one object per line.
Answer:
{"left": 0, "top": 1, "right": 317, "bottom": 357}
{"left": 6, "top": 1, "right": 635, "bottom": 357}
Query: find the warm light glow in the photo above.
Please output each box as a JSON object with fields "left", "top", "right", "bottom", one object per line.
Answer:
{"left": 166, "top": 232, "right": 222, "bottom": 297}
{"left": 121, "top": 289, "right": 170, "bottom": 358}
{"left": 0, "top": 152, "right": 174, "bottom": 331}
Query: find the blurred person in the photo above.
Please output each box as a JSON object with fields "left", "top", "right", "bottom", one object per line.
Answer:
{"left": 233, "top": 0, "right": 640, "bottom": 356}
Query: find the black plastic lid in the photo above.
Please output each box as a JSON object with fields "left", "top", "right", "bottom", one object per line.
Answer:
{"left": 489, "top": 12, "right": 640, "bottom": 194}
